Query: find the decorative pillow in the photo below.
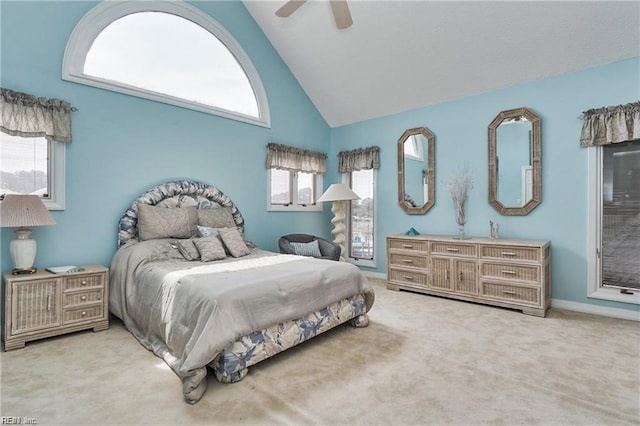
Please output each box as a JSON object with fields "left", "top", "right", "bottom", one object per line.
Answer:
{"left": 289, "top": 240, "right": 322, "bottom": 258}
{"left": 137, "top": 204, "right": 198, "bottom": 241}
{"left": 197, "top": 207, "right": 236, "bottom": 229}
{"left": 218, "top": 227, "right": 251, "bottom": 258}
{"left": 197, "top": 225, "right": 223, "bottom": 238}
{"left": 193, "top": 236, "right": 227, "bottom": 262}
{"left": 173, "top": 239, "right": 200, "bottom": 261}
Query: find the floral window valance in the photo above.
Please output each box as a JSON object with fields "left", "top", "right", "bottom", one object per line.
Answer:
{"left": 266, "top": 142, "right": 327, "bottom": 174}
{"left": 338, "top": 146, "right": 380, "bottom": 173}
{"left": 580, "top": 101, "right": 640, "bottom": 147}
{"left": 0, "top": 88, "right": 74, "bottom": 143}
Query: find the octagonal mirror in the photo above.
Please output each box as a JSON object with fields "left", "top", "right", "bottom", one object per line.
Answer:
{"left": 488, "top": 107, "right": 541, "bottom": 215}
{"left": 397, "top": 127, "right": 435, "bottom": 214}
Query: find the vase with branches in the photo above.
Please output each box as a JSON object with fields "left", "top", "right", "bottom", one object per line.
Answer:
{"left": 444, "top": 164, "right": 473, "bottom": 239}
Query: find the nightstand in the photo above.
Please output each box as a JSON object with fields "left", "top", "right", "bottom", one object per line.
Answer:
{"left": 3, "top": 265, "right": 109, "bottom": 351}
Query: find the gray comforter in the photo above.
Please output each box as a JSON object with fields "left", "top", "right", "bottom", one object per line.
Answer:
{"left": 109, "top": 239, "right": 375, "bottom": 403}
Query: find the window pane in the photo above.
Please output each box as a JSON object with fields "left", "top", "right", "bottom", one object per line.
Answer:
{"left": 0, "top": 133, "right": 49, "bottom": 197}
{"left": 601, "top": 140, "right": 640, "bottom": 290}
{"left": 85, "top": 12, "right": 259, "bottom": 117}
{"left": 297, "top": 172, "right": 315, "bottom": 205}
{"left": 349, "top": 169, "right": 374, "bottom": 260}
{"left": 270, "top": 169, "right": 291, "bottom": 205}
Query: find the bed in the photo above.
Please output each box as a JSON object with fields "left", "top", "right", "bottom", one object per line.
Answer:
{"left": 109, "top": 180, "right": 375, "bottom": 404}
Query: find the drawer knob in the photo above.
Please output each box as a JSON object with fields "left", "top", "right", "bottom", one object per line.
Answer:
{"left": 81, "top": 295, "right": 87, "bottom": 301}
{"left": 81, "top": 280, "right": 88, "bottom": 286}
{"left": 446, "top": 248, "right": 459, "bottom": 252}
{"left": 81, "top": 311, "right": 87, "bottom": 316}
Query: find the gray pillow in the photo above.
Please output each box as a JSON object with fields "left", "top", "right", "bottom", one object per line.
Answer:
{"left": 197, "top": 207, "right": 236, "bottom": 228}
{"left": 173, "top": 239, "right": 200, "bottom": 261}
{"left": 137, "top": 204, "right": 198, "bottom": 241}
{"left": 218, "top": 227, "right": 251, "bottom": 258}
{"left": 194, "top": 236, "right": 227, "bottom": 262}
{"left": 289, "top": 240, "right": 322, "bottom": 257}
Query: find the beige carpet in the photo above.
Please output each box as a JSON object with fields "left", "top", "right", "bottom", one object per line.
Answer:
{"left": 1, "top": 279, "right": 639, "bottom": 425}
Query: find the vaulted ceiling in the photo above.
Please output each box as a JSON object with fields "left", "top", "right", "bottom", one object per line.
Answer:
{"left": 243, "top": 1, "right": 640, "bottom": 128}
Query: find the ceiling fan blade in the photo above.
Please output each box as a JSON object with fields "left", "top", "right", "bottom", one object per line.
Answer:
{"left": 329, "top": 0, "right": 353, "bottom": 29}
{"left": 275, "top": 0, "right": 307, "bottom": 18}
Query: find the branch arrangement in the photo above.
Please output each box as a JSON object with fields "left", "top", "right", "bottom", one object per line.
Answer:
{"left": 444, "top": 165, "right": 473, "bottom": 226}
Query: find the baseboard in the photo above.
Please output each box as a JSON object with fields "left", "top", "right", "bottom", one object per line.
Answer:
{"left": 362, "top": 271, "right": 387, "bottom": 280}
{"left": 552, "top": 298, "right": 640, "bottom": 322}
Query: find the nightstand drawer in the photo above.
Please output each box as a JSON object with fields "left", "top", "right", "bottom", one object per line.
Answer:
{"left": 481, "top": 262, "right": 539, "bottom": 284}
{"left": 431, "top": 242, "right": 476, "bottom": 258}
{"left": 389, "top": 253, "right": 428, "bottom": 269}
{"left": 64, "top": 289, "right": 104, "bottom": 307}
{"left": 63, "top": 305, "right": 104, "bottom": 324}
{"left": 65, "top": 273, "right": 104, "bottom": 290}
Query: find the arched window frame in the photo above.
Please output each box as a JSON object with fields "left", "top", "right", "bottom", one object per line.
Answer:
{"left": 62, "top": 0, "right": 270, "bottom": 128}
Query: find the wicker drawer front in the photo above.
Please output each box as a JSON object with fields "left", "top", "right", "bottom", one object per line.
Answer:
{"left": 65, "top": 274, "right": 104, "bottom": 290}
{"left": 481, "top": 282, "right": 540, "bottom": 305}
{"left": 388, "top": 238, "right": 428, "bottom": 252}
{"left": 389, "top": 253, "right": 428, "bottom": 269}
{"left": 481, "top": 263, "right": 539, "bottom": 284}
{"left": 431, "top": 242, "right": 476, "bottom": 257}
{"left": 389, "top": 269, "right": 428, "bottom": 287}
{"left": 64, "top": 289, "right": 104, "bottom": 307}
{"left": 481, "top": 245, "right": 540, "bottom": 262}
{"left": 12, "top": 279, "right": 61, "bottom": 334}
{"left": 63, "top": 305, "right": 104, "bottom": 324}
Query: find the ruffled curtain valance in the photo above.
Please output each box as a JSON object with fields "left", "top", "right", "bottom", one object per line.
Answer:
{"left": 338, "top": 146, "right": 380, "bottom": 173}
{"left": 266, "top": 143, "right": 327, "bottom": 174}
{"left": 580, "top": 101, "right": 640, "bottom": 147}
{"left": 0, "top": 88, "right": 73, "bottom": 143}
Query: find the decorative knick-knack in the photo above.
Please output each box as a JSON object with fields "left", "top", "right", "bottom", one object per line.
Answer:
{"left": 490, "top": 220, "right": 500, "bottom": 239}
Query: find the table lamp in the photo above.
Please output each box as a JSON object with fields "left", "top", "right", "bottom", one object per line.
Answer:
{"left": 317, "top": 183, "right": 360, "bottom": 261}
{"left": 1, "top": 194, "right": 56, "bottom": 274}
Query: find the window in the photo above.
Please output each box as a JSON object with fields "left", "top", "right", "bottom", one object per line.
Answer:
{"left": 62, "top": 0, "right": 270, "bottom": 127}
{"left": 588, "top": 140, "right": 640, "bottom": 304}
{"left": 0, "top": 133, "right": 65, "bottom": 210}
{"left": 346, "top": 169, "right": 376, "bottom": 267}
{"left": 268, "top": 170, "right": 322, "bottom": 211}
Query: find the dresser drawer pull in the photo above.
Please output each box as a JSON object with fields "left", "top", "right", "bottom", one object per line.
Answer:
{"left": 401, "top": 244, "right": 413, "bottom": 248}
{"left": 402, "top": 275, "right": 414, "bottom": 280}
{"left": 445, "top": 270, "right": 449, "bottom": 281}
{"left": 446, "top": 248, "right": 459, "bottom": 252}
{"left": 81, "top": 311, "right": 87, "bottom": 316}
{"left": 501, "top": 270, "right": 517, "bottom": 275}
{"left": 501, "top": 251, "right": 516, "bottom": 257}
{"left": 81, "top": 295, "right": 87, "bottom": 301}
{"left": 47, "top": 295, "right": 52, "bottom": 312}
{"left": 81, "top": 280, "right": 88, "bottom": 286}
{"left": 501, "top": 290, "right": 517, "bottom": 295}
{"left": 402, "top": 259, "right": 414, "bottom": 263}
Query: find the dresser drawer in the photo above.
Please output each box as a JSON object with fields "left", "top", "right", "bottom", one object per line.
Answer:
{"left": 65, "top": 273, "right": 105, "bottom": 290}
{"left": 389, "top": 253, "right": 428, "bottom": 269}
{"left": 388, "top": 238, "right": 428, "bottom": 252}
{"left": 431, "top": 242, "right": 476, "bottom": 258}
{"left": 389, "top": 269, "right": 428, "bottom": 287}
{"left": 480, "top": 245, "right": 541, "bottom": 262}
{"left": 63, "top": 305, "right": 104, "bottom": 324}
{"left": 481, "top": 262, "right": 540, "bottom": 284}
{"left": 481, "top": 282, "right": 540, "bottom": 305}
{"left": 63, "top": 289, "right": 104, "bottom": 307}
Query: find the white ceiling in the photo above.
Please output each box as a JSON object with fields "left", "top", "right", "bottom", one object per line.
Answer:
{"left": 243, "top": 1, "right": 640, "bottom": 128}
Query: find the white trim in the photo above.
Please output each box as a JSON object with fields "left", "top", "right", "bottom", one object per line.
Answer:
{"left": 45, "top": 141, "right": 65, "bottom": 210}
{"left": 267, "top": 170, "right": 323, "bottom": 212}
{"left": 586, "top": 147, "right": 640, "bottom": 305}
{"left": 62, "top": 0, "right": 270, "bottom": 128}
{"left": 552, "top": 298, "right": 640, "bottom": 322}
{"left": 342, "top": 170, "right": 377, "bottom": 268}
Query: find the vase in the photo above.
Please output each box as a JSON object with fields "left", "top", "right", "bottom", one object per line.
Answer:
{"left": 452, "top": 198, "right": 470, "bottom": 239}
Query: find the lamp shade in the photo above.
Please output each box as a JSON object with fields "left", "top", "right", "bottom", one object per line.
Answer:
{"left": 0, "top": 194, "right": 56, "bottom": 227}
{"left": 317, "top": 183, "right": 360, "bottom": 202}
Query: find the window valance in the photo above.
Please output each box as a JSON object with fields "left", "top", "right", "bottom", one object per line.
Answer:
{"left": 580, "top": 101, "right": 640, "bottom": 147}
{"left": 266, "top": 143, "right": 327, "bottom": 174}
{"left": 338, "top": 146, "right": 380, "bottom": 173}
{"left": 1, "top": 88, "right": 74, "bottom": 143}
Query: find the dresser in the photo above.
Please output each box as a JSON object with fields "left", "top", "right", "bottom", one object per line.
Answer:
{"left": 386, "top": 235, "right": 550, "bottom": 317}
{"left": 3, "top": 265, "right": 109, "bottom": 350}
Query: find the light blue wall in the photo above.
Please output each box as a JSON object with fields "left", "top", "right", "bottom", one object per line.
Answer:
{"left": 0, "top": 0, "right": 333, "bottom": 272}
{"left": 330, "top": 56, "right": 640, "bottom": 312}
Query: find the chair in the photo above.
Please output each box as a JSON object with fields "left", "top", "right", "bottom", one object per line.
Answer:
{"left": 278, "top": 234, "right": 341, "bottom": 261}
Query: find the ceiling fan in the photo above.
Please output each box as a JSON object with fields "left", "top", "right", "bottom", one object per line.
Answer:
{"left": 275, "top": 0, "right": 353, "bottom": 29}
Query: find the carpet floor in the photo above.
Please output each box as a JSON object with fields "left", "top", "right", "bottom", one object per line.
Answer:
{"left": 1, "top": 279, "right": 639, "bottom": 425}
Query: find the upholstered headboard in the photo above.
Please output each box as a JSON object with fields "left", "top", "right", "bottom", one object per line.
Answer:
{"left": 117, "top": 180, "right": 245, "bottom": 247}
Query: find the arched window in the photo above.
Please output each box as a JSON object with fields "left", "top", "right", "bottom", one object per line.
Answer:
{"left": 63, "top": 1, "right": 270, "bottom": 127}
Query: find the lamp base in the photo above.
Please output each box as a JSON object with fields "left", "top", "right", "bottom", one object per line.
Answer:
{"left": 12, "top": 267, "right": 38, "bottom": 275}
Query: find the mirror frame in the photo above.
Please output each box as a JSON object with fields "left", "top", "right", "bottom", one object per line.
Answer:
{"left": 397, "top": 127, "right": 435, "bottom": 215}
{"left": 488, "top": 107, "right": 541, "bottom": 215}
